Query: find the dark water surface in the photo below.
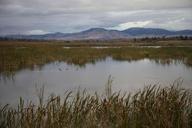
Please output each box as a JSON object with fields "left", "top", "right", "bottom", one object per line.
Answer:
{"left": 0, "top": 58, "right": 192, "bottom": 105}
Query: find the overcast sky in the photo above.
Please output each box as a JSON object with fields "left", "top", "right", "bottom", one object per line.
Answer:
{"left": 0, "top": 0, "right": 192, "bottom": 35}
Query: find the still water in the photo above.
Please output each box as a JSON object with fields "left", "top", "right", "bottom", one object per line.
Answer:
{"left": 0, "top": 58, "right": 192, "bottom": 105}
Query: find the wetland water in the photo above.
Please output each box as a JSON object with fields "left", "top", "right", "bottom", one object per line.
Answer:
{"left": 0, "top": 58, "right": 192, "bottom": 105}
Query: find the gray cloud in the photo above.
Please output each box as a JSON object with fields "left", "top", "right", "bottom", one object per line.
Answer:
{"left": 0, "top": 0, "right": 192, "bottom": 35}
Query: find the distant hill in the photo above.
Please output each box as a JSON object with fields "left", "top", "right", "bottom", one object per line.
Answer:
{"left": 122, "top": 28, "right": 172, "bottom": 36}
{"left": 3, "top": 27, "right": 192, "bottom": 40}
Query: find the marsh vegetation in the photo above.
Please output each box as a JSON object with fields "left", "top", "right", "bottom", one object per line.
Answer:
{"left": 0, "top": 40, "right": 192, "bottom": 128}
{"left": 0, "top": 40, "right": 192, "bottom": 76}
{"left": 0, "top": 83, "right": 192, "bottom": 128}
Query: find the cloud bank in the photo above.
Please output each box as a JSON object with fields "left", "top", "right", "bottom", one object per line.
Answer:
{"left": 0, "top": 0, "right": 191, "bottom": 35}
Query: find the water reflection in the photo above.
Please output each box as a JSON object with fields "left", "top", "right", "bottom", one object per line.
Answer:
{"left": 0, "top": 58, "right": 192, "bottom": 105}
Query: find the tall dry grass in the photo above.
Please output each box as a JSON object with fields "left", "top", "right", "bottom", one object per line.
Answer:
{"left": 0, "top": 82, "right": 192, "bottom": 128}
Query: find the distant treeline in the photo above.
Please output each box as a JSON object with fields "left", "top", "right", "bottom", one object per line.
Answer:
{"left": 0, "top": 36, "right": 192, "bottom": 43}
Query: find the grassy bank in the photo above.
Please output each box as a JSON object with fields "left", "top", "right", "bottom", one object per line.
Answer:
{"left": 0, "top": 83, "right": 192, "bottom": 128}
{"left": 0, "top": 40, "right": 192, "bottom": 76}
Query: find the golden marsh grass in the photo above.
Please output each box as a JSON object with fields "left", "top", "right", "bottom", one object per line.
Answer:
{"left": 0, "top": 83, "right": 192, "bottom": 128}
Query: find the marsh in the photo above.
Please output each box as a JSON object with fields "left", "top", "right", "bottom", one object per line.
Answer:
{"left": 0, "top": 41, "right": 192, "bottom": 105}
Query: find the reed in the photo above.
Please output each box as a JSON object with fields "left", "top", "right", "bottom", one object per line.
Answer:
{"left": 0, "top": 41, "right": 192, "bottom": 76}
{"left": 0, "top": 82, "right": 191, "bottom": 128}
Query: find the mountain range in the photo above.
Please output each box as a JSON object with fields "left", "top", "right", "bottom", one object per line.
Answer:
{"left": 4, "top": 27, "right": 192, "bottom": 40}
